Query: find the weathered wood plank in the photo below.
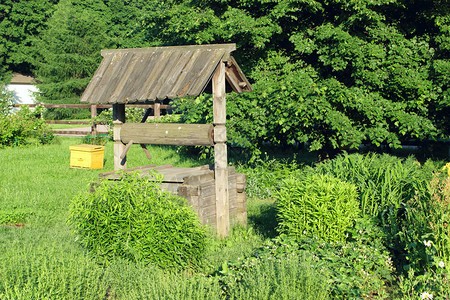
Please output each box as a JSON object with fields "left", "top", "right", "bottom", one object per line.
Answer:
{"left": 213, "top": 62, "right": 227, "bottom": 125}
{"left": 236, "top": 192, "right": 248, "bottom": 227}
{"left": 121, "top": 123, "right": 214, "bottom": 146}
{"left": 226, "top": 57, "right": 253, "bottom": 93}
{"left": 161, "top": 169, "right": 213, "bottom": 183}
{"left": 99, "top": 164, "right": 158, "bottom": 179}
{"left": 214, "top": 144, "right": 229, "bottom": 237}
{"left": 141, "top": 144, "right": 152, "bottom": 160}
{"left": 160, "top": 182, "right": 181, "bottom": 194}
{"left": 236, "top": 173, "right": 247, "bottom": 193}
{"left": 178, "top": 185, "right": 200, "bottom": 197}
{"left": 213, "top": 60, "right": 229, "bottom": 237}
{"left": 214, "top": 125, "right": 227, "bottom": 143}
{"left": 184, "top": 171, "right": 215, "bottom": 185}
{"left": 120, "top": 140, "right": 134, "bottom": 160}
{"left": 200, "top": 180, "right": 216, "bottom": 197}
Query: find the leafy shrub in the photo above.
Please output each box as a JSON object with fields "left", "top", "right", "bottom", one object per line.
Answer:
{"left": 314, "top": 153, "right": 434, "bottom": 217}
{"left": 217, "top": 227, "right": 393, "bottom": 300}
{"left": 0, "top": 85, "right": 14, "bottom": 118}
{"left": 69, "top": 171, "right": 208, "bottom": 270}
{"left": 276, "top": 173, "right": 360, "bottom": 242}
{"left": 313, "top": 152, "right": 441, "bottom": 271}
{"left": 0, "top": 105, "right": 54, "bottom": 147}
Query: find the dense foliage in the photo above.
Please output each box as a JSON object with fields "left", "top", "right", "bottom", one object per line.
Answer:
{"left": 69, "top": 171, "right": 208, "bottom": 270}
{"left": 0, "top": 0, "right": 58, "bottom": 79}
{"left": 313, "top": 153, "right": 443, "bottom": 272}
{"left": 0, "top": 105, "right": 54, "bottom": 147}
{"left": 276, "top": 173, "right": 360, "bottom": 242}
{"left": 218, "top": 229, "right": 393, "bottom": 299}
{"left": 163, "top": 0, "right": 449, "bottom": 155}
{"left": 1, "top": 0, "right": 449, "bottom": 152}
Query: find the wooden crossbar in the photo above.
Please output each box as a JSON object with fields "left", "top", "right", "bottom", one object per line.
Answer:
{"left": 120, "top": 123, "right": 214, "bottom": 146}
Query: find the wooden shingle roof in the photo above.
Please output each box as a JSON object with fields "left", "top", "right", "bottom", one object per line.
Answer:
{"left": 80, "top": 44, "right": 252, "bottom": 104}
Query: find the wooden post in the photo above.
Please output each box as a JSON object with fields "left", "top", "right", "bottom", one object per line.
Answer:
{"left": 90, "top": 104, "right": 97, "bottom": 135}
{"left": 113, "top": 104, "right": 126, "bottom": 170}
{"left": 213, "top": 61, "right": 229, "bottom": 237}
{"left": 154, "top": 102, "right": 161, "bottom": 119}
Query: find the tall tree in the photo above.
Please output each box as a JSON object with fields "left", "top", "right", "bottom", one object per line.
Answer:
{"left": 137, "top": 0, "right": 449, "bottom": 153}
{"left": 0, "top": 0, "right": 58, "bottom": 80}
{"left": 34, "top": 0, "right": 112, "bottom": 103}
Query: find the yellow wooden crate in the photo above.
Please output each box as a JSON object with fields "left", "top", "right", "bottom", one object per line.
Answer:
{"left": 69, "top": 144, "right": 105, "bottom": 169}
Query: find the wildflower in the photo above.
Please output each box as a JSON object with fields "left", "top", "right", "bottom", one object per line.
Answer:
{"left": 420, "top": 292, "right": 433, "bottom": 299}
{"left": 424, "top": 240, "right": 432, "bottom": 247}
{"left": 439, "top": 261, "right": 445, "bottom": 268}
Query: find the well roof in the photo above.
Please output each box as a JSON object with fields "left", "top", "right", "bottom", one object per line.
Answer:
{"left": 80, "top": 44, "right": 251, "bottom": 104}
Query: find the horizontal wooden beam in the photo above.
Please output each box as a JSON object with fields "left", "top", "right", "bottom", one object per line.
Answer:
{"left": 46, "top": 120, "right": 90, "bottom": 125}
{"left": 13, "top": 103, "right": 171, "bottom": 109}
{"left": 121, "top": 123, "right": 214, "bottom": 146}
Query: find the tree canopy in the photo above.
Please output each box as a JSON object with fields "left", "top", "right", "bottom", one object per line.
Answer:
{"left": 142, "top": 0, "right": 449, "bottom": 152}
{"left": 0, "top": 0, "right": 448, "bottom": 153}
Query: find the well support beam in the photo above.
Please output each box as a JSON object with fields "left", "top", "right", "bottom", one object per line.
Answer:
{"left": 113, "top": 104, "right": 126, "bottom": 170}
{"left": 213, "top": 61, "right": 229, "bottom": 237}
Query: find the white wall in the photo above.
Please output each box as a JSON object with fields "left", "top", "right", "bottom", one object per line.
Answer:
{"left": 6, "top": 83, "right": 39, "bottom": 105}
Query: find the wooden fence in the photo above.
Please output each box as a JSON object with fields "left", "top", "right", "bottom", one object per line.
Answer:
{"left": 13, "top": 103, "right": 171, "bottom": 136}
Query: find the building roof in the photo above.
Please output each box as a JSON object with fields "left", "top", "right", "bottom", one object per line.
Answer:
{"left": 80, "top": 44, "right": 252, "bottom": 104}
{"left": 10, "top": 73, "right": 35, "bottom": 84}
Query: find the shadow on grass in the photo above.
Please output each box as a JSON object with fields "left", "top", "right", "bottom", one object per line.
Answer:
{"left": 247, "top": 199, "right": 278, "bottom": 239}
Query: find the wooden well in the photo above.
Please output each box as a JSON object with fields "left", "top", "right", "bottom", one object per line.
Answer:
{"left": 80, "top": 44, "right": 252, "bottom": 237}
{"left": 99, "top": 164, "right": 247, "bottom": 229}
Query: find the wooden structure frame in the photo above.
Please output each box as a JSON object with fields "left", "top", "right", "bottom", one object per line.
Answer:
{"left": 80, "top": 44, "right": 252, "bottom": 237}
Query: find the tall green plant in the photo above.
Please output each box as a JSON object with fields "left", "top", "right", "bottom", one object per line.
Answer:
{"left": 69, "top": 171, "right": 208, "bottom": 270}
{"left": 276, "top": 173, "right": 360, "bottom": 242}
{"left": 314, "top": 153, "right": 439, "bottom": 272}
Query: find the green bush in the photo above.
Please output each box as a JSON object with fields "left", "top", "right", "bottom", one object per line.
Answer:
{"left": 0, "top": 105, "right": 54, "bottom": 147}
{"left": 313, "top": 153, "right": 439, "bottom": 272}
{"left": 218, "top": 230, "right": 393, "bottom": 300}
{"left": 276, "top": 172, "right": 360, "bottom": 242}
{"left": 69, "top": 171, "right": 208, "bottom": 270}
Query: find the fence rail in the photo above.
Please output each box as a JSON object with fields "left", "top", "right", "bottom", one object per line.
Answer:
{"left": 13, "top": 103, "right": 171, "bottom": 136}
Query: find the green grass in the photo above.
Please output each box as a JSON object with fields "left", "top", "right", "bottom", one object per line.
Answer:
{"left": 0, "top": 138, "right": 328, "bottom": 299}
